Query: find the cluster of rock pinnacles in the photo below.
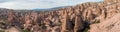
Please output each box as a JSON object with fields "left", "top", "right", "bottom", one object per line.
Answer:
{"left": 0, "top": 0, "right": 120, "bottom": 32}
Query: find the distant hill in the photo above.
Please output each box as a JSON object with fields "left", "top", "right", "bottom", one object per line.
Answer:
{"left": 33, "top": 6, "right": 71, "bottom": 11}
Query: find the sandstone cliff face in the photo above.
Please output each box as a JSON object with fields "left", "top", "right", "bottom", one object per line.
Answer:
{"left": 0, "top": 0, "right": 120, "bottom": 32}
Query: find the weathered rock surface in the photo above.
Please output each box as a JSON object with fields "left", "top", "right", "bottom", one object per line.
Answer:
{"left": 0, "top": 0, "right": 120, "bottom": 32}
{"left": 5, "top": 26, "right": 22, "bottom": 32}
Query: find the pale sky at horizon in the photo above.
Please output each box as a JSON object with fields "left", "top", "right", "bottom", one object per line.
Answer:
{"left": 0, "top": 0, "right": 103, "bottom": 9}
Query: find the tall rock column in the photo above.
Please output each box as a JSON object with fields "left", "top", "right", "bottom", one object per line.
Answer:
{"left": 24, "top": 14, "right": 32, "bottom": 30}
{"left": 61, "top": 10, "right": 68, "bottom": 32}
{"left": 61, "top": 9, "right": 72, "bottom": 32}
{"left": 8, "top": 10, "right": 15, "bottom": 24}
{"left": 74, "top": 15, "right": 84, "bottom": 32}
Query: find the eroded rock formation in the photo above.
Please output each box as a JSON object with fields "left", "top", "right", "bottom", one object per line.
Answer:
{"left": 0, "top": 0, "right": 120, "bottom": 32}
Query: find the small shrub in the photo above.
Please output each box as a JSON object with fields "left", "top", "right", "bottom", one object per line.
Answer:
{"left": 22, "top": 30, "right": 31, "bottom": 32}
{"left": 0, "top": 30, "right": 4, "bottom": 32}
{"left": 83, "top": 28, "right": 89, "bottom": 32}
{"left": 92, "top": 19, "right": 100, "bottom": 24}
{"left": 56, "top": 22, "right": 61, "bottom": 26}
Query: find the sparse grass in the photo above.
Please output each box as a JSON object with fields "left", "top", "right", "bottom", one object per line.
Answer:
{"left": 0, "top": 30, "right": 4, "bottom": 32}
{"left": 56, "top": 22, "right": 61, "bottom": 26}
{"left": 83, "top": 28, "right": 89, "bottom": 32}
{"left": 92, "top": 19, "right": 100, "bottom": 24}
{"left": 41, "top": 23, "right": 46, "bottom": 29}
{"left": 83, "top": 21, "right": 90, "bottom": 32}
{"left": 22, "top": 29, "right": 31, "bottom": 32}
{"left": 83, "top": 19, "right": 100, "bottom": 32}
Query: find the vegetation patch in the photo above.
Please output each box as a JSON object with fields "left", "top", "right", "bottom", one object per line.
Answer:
{"left": 83, "top": 21, "right": 90, "bottom": 32}
{"left": 56, "top": 22, "right": 62, "bottom": 26}
{"left": 92, "top": 19, "right": 100, "bottom": 24}
{"left": 22, "top": 29, "right": 31, "bottom": 32}
{"left": 83, "top": 27, "right": 89, "bottom": 32}
{"left": 0, "top": 30, "right": 4, "bottom": 32}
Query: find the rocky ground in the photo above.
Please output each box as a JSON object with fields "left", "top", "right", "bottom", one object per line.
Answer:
{"left": 0, "top": 0, "right": 120, "bottom": 32}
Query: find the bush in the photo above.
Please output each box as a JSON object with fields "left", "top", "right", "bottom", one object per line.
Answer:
{"left": 92, "top": 19, "right": 100, "bottom": 24}
{"left": 22, "top": 30, "right": 31, "bottom": 32}
{"left": 83, "top": 28, "right": 89, "bottom": 32}
{"left": 0, "top": 30, "right": 4, "bottom": 32}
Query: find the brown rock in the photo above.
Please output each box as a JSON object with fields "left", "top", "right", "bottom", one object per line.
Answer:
{"left": 5, "top": 26, "right": 21, "bottom": 32}
{"left": 74, "top": 15, "right": 84, "bottom": 32}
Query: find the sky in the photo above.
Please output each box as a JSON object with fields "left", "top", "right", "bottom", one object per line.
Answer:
{"left": 0, "top": 0, "right": 103, "bottom": 9}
